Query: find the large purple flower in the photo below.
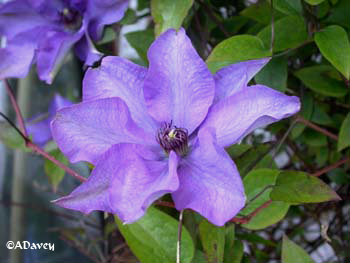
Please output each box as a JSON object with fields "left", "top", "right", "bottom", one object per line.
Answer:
{"left": 0, "top": 0, "right": 129, "bottom": 84}
{"left": 51, "top": 28, "right": 300, "bottom": 226}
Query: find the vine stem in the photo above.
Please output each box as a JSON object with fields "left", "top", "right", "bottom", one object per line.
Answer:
{"left": 296, "top": 115, "right": 338, "bottom": 141}
{"left": 177, "top": 210, "right": 184, "bottom": 263}
{"left": 2, "top": 79, "right": 86, "bottom": 183}
{"left": 311, "top": 157, "right": 350, "bottom": 177}
{"left": 4, "top": 79, "right": 28, "bottom": 137}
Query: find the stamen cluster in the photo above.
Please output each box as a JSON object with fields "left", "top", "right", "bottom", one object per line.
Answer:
{"left": 61, "top": 8, "right": 82, "bottom": 31}
{"left": 156, "top": 121, "right": 189, "bottom": 156}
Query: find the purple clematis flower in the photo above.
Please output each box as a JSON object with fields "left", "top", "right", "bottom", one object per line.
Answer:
{"left": 0, "top": 0, "right": 129, "bottom": 84}
{"left": 51, "top": 28, "right": 300, "bottom": 226}
{"left": 27, "top": 93, "right": 73, "bottom": 146}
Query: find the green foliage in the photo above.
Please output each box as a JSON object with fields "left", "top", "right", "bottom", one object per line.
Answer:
{"left": 304, "top": 0, "right": 326, "bottom": 5}
{"left": 294, "top": 65, "right": 348, "bottom": 97}
{"left": 270, "top": 171, "right": 341, "bottom": 204}
{"left": 44, "top": 148, "right": 69, "bottom": 191}
{"left": 199, "top": 219, "right": 225, "bottom": 263}
{"left": 125, "top": 29, "right": 154, "bottom": 64}
{"left": 315, "top": 25, "right": 350, "bottom": 79}
{"left": 274, "top": 0, "right": 303, "bottom": 16}
{"left": 241, "top": 169, "right": 290, "bottom": 230}
{"left": 206, "top": 35, "right": 271, "bottom": 72}
{"left": 151, "top": 0, "right": 193, "bottom": 36}
{"left": 0, "top": 121, "right": 30, "bottom": 151}
{"left": 257, "top": 16, "right": 308, "bottom": 52}
{"left": 255, "top": 56, "right": 288, "bottom": 92}
{"left": 115, "top": 207, "right": 194, "bottom": 263}
{"left": 282, "top": 235, "right": 315, "bottom": 263}
{"left": 338, "top": 113, "right": 350, "bottom": 151}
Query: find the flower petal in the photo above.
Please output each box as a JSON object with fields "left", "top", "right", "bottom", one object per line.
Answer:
{"left": 214, "top": 58, "right": 270, "bottom": 102}
{"left": 49, "top": 93, "right": 74, "bottom": 115}
{"left": 0, "top": 28, "right": 43, "bottom": 79}
{"left": 26, "top": 116, "right": 51, "bottom": 146}
{"left": 172, "top": 129, "right": 246, "bottom": 226}
{"left": 0, "top": 0, "right": 53, "bottom": 39}
{"left": 27, "top": 94, "right": 73, "bottom": 146}
{"left": 201, "top": 85, "right": 301, "bottom": 147}
{"left": 54, "top": 144, "right": 179, "bottom": 223}
{"left": 51, "top": 97, "right": 155, "bottom": 164}
{"left": 143, "top": 28, "right": 215, "bottom": 134}
{"left": 74, "top": 34, "right": 102, "bottom": 66}
{"left": 36, "top": 28, "right": 84, "bottom": 84}
{"left": 83, "top": 56, "right": 156, "bottom": 132}
{"left": 109, "top": 146, "right": 179, "bottom": 223}
{"left": 86, "top": 0, "right": 129, "bottom": 40}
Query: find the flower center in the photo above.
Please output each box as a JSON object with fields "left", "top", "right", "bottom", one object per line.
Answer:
{"left": 61, "top": 7, "right": 82, "bottom": 31}
{"left": 156, "top": 122, "right": 189, "bottom": 156}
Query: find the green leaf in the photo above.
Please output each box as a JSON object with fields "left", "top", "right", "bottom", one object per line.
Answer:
{"left": 325, "top": 0, "right": 350, "bottom": 28}
{"left": 338, "top": 113, "right": 350, "bottom": 151}
{"left": 274, "top": 0, "right": 303, "bottom": 16}
{"left": 294, "top": 65, "right": 348, "bottom": 97}
{"left": 241, "top": 169, "right": 290, "bottom": 230}
{"left": 303, "top": 129, "right": 328, "bottom": 147}
{"left": 234, "top": 144, "right": 276, "bottom": 176}
{"left": 310, "top": 105, "right": 333, "bottom": 127}
{"left": 119, "top": 8, "right": 137, "bottom": 25}
{"left": 226, "top": 144, "right": 252, "bottom": 159}
{"left": 315, "top": 25, "right": 350, "bottom": 79}
{"left": 257, "top": 16, "right": 308, "bottom": 52}
{"left": 151, "top": 0, "right": 193, "bottom": 36}
{"left": 44, "top": 149, "right": 69, "bottom": 191}
{"left": 240, "top": 0, "right": 284, "bottom": 24}
{"left": 0, "top": 121, "right": 29, "bottom": 151}
{"left": 115, "top": 207, "right": 194, "bottom": 263}
{"left": 125, "top": 29, "right": 155, "bottom": 64}
{"left": 255, "top": 56, "right": 288, "bottom": 92}
{"left": 231, "top": 240, "right": 244, "bottom": 263}
{"left": 270, "top": 171, "right": 341, "bottom": 204}
{"left": 199, "top": 219, "right": 225, "bottom": 263}
{"left": 304, "top": 0, "right": 325, "bottom": 5}
{"left": 328, "top": 168, "right": 350, "bottom": 184}
{"left": 282, "top": 235, "right": 315, "bottom": 263}
{"left": 206, "top": 35, "right": 271, "bottom": 73}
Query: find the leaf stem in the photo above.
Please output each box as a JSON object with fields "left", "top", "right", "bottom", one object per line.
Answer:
{"left": 177, "top": 210, "right": 184, "bottom": 263}
{"left": 296, "top": 115, "right": 338, "bottom": 141}
{"left": 311, "top": 157, "right": 350, "bottom": 177}
{"left": 3, "top": 79, "right": 28, "bottom": 137}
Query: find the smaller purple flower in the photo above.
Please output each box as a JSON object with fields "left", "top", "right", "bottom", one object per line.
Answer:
{"left": 27, "top": 94, "right": 73, "bottom": 146}
{"left": 0, "top": 0, "right": 129, "bottom": 84}
{"left": 51, "top": 28, "right": 300, "bottom": 226}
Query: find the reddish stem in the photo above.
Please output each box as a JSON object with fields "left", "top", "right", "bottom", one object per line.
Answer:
{"left": 28, "top": 141, "right": 86, "bottom": 182}
{"left": 155, "top": 199, "right": 273, "bottom": 225}
{"left": 230, "top": 200, "right": 273, "bottom": 224}
{"left": 3, "top": 79, "right": 86, "bottom": 183}
{"left": 296, "top": 115, "right": 338, "bottom": 141}
{"left": 3, "top": 79, "right": 28, "bottom": 137}
{"left": 311, "top": 157, "right": 350, "bottom": 177}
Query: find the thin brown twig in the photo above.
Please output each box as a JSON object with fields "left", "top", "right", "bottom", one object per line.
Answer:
{"left": 311, "top": 158, "right": 350, "bottom": 177}
{"left": 155, "top": 199, "right": 273, "bottom": 225}
{"left": 197, "top": 0, "right": 230, "bottom": 37}
{"left": 230, "top": 200, "right": 273, "bottom": 224}
{"left": 296, "top": 115, "right": 338, "bottom": 141}
{"left": 28, "top": 141, "right": 86, "bottom": 182}
{"left": 3, "top": 79, "right": 28, "bottom": 137}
